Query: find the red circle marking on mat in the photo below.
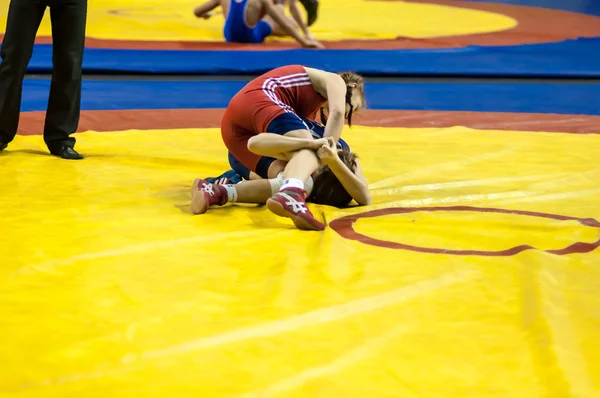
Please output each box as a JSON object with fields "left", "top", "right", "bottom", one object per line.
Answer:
{"left": 16, "top": 110, "right": 600, "bottom": 135}
{"left": 328, "top": 206, "right": 600, "bottom": 256}
{"left": 7, "top": 1, "right": 600, "bottom": 50}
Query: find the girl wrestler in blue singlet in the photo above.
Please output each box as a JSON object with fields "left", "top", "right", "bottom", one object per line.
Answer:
{"left": 194, "top": 0, "right": 323, "bottom": 47}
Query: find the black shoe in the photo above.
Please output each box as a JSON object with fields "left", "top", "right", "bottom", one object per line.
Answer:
{"left": 0, "top": 142, "right": 6, "bottom": 151}
{"left": 299, "top": 0, "right": 319, "bottom": 26}
{"left": 52, "top": 146, "right": 84, "bottom": 160}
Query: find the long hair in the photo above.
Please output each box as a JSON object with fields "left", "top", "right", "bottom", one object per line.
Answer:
{"left": 308, "top": 147, "right": 359, "bottom": 208}
{"left": 320, "top": 71, "right": 366, "bottom": 127}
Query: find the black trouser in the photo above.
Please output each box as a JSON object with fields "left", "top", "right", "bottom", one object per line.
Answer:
{"left": 0, "top": 0, "right": 86, "bottom": 153}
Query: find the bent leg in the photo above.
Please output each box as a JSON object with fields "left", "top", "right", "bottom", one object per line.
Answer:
{"left": 221, "top": 118, "right": 263, "bottom": 176}
{"left": 267, "top": 160, "right": 287, "bottom": 178}
{"left": 228, "top": 151, "right": 252, "bottom": 180}
{"left": 280, "top": 128, "right": 320, "bottom": 184}
{"left": 262, "top": 4, "right": 298, "bottom": 37}
{"left": 266, "top": 128, "right": 324, "bottom": 230}
{"left": 259, "top": 113, "right": 325, "bottom": 230}
{"left": 251, "top": 20, "right": 274, "bottom": 42}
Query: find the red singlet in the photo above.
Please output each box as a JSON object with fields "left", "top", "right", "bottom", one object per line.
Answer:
{"left": 221, "top": 65, "right": 326, "bottom": 173}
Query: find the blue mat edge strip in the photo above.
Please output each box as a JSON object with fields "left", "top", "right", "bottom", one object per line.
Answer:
{"left": 21, "top": 38, "right": 600, "bottom": 76}
{"left": 21, "top": 79, "right": 600, "bottom": 115}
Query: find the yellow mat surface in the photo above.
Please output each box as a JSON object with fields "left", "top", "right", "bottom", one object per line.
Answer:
{"left": 1, "top": 125, "right": 599, "bottom": 397}
{"left": 0, "top": 0, "right": 516, "bottom": 42}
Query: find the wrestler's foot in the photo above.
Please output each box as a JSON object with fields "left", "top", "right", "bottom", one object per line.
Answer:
{"left": 206, "top": 169, "right": 243, "bottom": 185}
{"left": 266, "top": 187, "right": 325, "bottom": 231}
{"left": 190, "top": 178, "right": 228, "bottom": 214}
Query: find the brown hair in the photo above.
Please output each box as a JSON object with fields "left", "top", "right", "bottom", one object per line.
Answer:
{"left": 308, "top": 147, "right": 359, "bottom": 208}
{"left": 320, "top": 71, "right": 366, "bottom": 128}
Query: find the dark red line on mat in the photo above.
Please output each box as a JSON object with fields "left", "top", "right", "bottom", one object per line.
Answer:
{"left": 16, "top": 109, "right": 600, "bottom": 135}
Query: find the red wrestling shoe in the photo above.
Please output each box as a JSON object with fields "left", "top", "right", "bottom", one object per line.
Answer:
{"left": 190, "top": 178, "right": 228, "bottom": 215}
{"left": 266, "top": 187, "right": 326, "bottom": 231}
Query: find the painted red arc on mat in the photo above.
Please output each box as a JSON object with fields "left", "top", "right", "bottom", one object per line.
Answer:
{"left": 16, "top": 110, "right": 600, "bottom": 135}
{"left": 328, "top": 206, "right": 600, "bottom": 256}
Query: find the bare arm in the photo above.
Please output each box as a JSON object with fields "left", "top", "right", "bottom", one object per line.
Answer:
{"left": 248, "top": 134, "right": 326, "bottom": 160}
{"left": 194, "top": 0, "right": 220, "bottom": 18}
{"left": 328, "top": 158, "right": 371, "bottom": 206}
{"left": 306, "top": 68, "right": 347, "bottom": 142}
{"left": 316, "top": 139, "right": 371, "bottom": 205}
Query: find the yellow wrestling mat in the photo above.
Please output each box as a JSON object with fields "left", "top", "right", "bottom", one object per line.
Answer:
{"left": 1, "top": 125, "right": 600, "bottom": 397}
{"left": 0, "top": 0, "right": 517, "bottom": 42}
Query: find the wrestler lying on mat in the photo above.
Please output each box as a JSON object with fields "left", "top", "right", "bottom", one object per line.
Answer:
{"left": 191, "top": 64, "right": 367, "bottom": 231}
{"left": 194, "top": 0, "right": 323, "bottom": 48}
{"left": 191, "top": 120, "right": 371, "bottom": 220}
{"left": 206, "top": 118, "right": 344, "bottom": 184}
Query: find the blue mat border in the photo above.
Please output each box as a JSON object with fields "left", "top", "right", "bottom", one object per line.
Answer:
{"left": 21, "top": 79, "right": 600, "bottom": 116}
{"left": 20, "top": 37, "right": 600, "bottom": 77}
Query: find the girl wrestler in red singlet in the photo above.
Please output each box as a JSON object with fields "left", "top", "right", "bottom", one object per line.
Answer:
{"left": 193, "top": 65, "right": 366, "bottom": 231}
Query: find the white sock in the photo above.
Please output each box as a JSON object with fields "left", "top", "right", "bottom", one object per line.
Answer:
{"left": 224, "top": 184, "right": 237, "bottom": 203}
{"left": 304, "top": 176, "right": 314, "bottom": 196}
{"left": 269, "top": 173, "right": 284, "bottom": 195}
{"left": 280, "top": 178, "right": 304, "bottom": 191}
